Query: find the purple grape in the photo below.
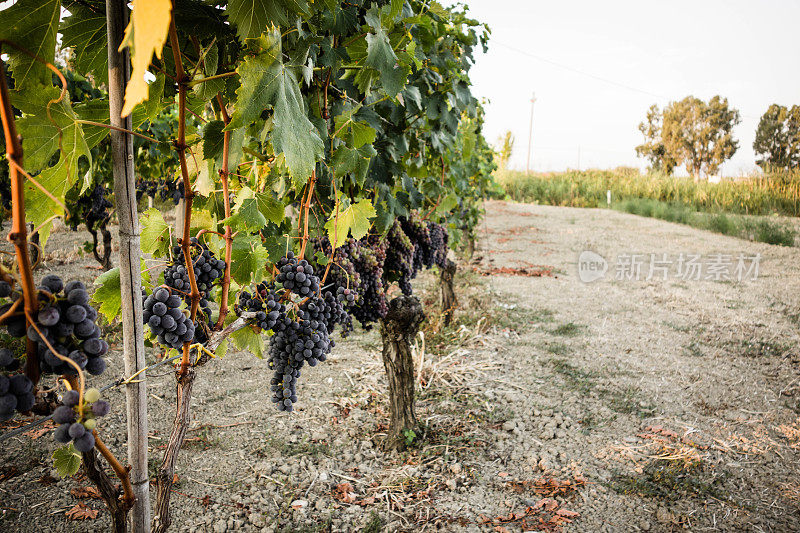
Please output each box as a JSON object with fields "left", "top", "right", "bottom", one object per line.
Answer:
{"left": 73, "top": 431, "right": 95, "bottom": 452}
{"left": 53, "top": 405, "right": 76, "bottom": 424}
{"left": 91, "top": 400, "right": 110, "bottom": 417}
{"left": 68, "top": 423, "right": 86, "bottom": 439}
{"left": 62, "top": 390, "right": 79, "bottom": 407}
{"left": 54, "top": 423, "right": 72, "bottom": 443}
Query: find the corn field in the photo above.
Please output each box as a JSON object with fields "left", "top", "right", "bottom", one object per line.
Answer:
{"left": 498, "top": 169, "right": 800, "bottom": 217}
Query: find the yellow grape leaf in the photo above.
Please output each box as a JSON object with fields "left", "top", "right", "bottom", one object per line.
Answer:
{"left": 119, "top": 0, "right": 172, "bottom": 117}
{"left": 324, "top": 198, "right": 375, "bottom": 249}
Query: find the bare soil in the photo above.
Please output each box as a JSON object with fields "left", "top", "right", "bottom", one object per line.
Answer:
{"left": 2, "top": 200, "right": 800, "bottom": 532}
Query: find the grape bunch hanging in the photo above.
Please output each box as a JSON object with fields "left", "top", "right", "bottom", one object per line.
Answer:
{"left": 52, "top": 387, "right": 110, "bottom": 452}
{"left": 235, "top": 212, "right": 451, "bottom": 412}
{"left": 0, "top": 275, "right": 108, "bottom": 377}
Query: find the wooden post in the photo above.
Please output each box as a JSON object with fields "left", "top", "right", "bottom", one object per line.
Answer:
{"left": 174, "top": 198, "right": 185, "bottom": 242}
{"left": 379, "top": 296, "right": 424, "bottom": 450}
{"left": 106, "top": 1, "right": 151, "bottom": 531}
{"left": 440, "top": 259, "right": 457, "bottom": 326}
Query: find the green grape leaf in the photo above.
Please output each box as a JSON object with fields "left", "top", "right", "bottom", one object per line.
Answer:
{"left": 230, "top": 325, "right": 263, "bottom": 358}
{"left": 256, "top": 191, "right": 285, "bottom": 225}
{"left": 332, "top": 106, "right": 376, "bottom": 149}
{"left": 332, "top": 144, "right": 376, "bottom": 186}
{"left": 227, "top": 29, "right": 323, "bottom": 180}
{"left": 60, "top": 3, "right": 108, "bottom": 83}
{"left": 229, "top": 233, "right": 271, "bottom": 285}
{"left": 325, "top": 198, "right": 375, "bottom": 248}
{"left": 223, "top": 197, "right": 267, "bottom": 231}
{"left": 17, "top": 92, "right": 91, "bottom": 174}
{"left": 225, "top": 0, "right": 309, "bottom": 41}
{"left": 53, "top": 444, "right": 82, "bottom": 478}
{"left": 91, "top": 267, "right": 122, "bottom": 322}
{"left": 140, "top": 208, "right": 172, "bottom": 257}
{"left": 203, "top": 120, "right": 225, "bottom": 162}
{"left": 0, "top": 0, "right": 60, "bottom": 92}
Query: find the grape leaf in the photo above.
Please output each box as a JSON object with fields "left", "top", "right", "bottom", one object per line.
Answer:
{"left": 119, "top": 0, "right": 172, "bottom": 116}
{"left": 225, "top": 0, "right": 309, "bottom": 41}
{"left": 325, "top": 198, "right": 375, "bottom": 248}
{"left": 229, "top": 233, "right": 271, "bottom": 285}
{"left": 203, "top": 120, "right": 225, "bottom": 161}
{"left": 0, "top": 0, "right": 60, "bottom": 92}
{"left": 222, "top": 197, "right": 267, "bottom": 231}
{"left": 53, "top": 444, "right": 82, "bottom": 478}
{"left": 60, "top": 3, "right": 108, "bottom": 83}
{"left": 230, "top": 325, "right": 263, "bottom": 358}
{"left": 332, "top": 106, "right": 376, "bottom": 149}
{"left": 332, "top": 144, "right": 376, "bottom": 186}
{"left": 140, "top": 208, "right": 172, "bottom": 257}
{"left": 91, "top": 267, "right": 121, "bottom": 322}
{"left": 227, "top": 29, "right": 323, "bottom": 180}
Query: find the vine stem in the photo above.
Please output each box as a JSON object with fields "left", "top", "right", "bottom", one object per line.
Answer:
{"left": 214, "top": 93, "right": 233, "bottom": 330}
{"left": 0, "top": 56, "right": 40, "bottom": 385}
{"left": 153, "top": 14, "right": 201, "bottom": 532}
{"left": 167, "top": 16, "right": 201, "bottom": 359}
{"left": 298, "top": 170, "right": 317, "bottom": 258}
{"left": 75, "top": 119, "right": 159, "bottom": 143}
{"left": 94, "top": 431, "right": 136, "bottom": 507}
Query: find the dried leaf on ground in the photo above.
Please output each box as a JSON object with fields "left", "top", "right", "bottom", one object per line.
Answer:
{"left": 65, "top": 503, "right": 99, "bottom": 520}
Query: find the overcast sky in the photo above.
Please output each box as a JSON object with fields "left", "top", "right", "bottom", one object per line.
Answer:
{"left": 448, "top": 0, "right": 800, "bottom": 175}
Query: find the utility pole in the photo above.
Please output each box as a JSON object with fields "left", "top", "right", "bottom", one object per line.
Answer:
{"left": 577, "top": 145, "right": 581, "bottom": 171}
{"left": 526, "top": 92, "right": 536, "bottom": 174}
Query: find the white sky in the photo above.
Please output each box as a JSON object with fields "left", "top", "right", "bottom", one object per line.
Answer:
{"left": 448, "top": 0, "right": 800, "bottom": 175}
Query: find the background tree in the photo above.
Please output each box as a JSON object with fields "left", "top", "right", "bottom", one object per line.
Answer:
{"left": 495, "top": 130, "right": 514, "bottom": 170}
{"left": 753, "top": 104, "right": 800, "bottom": 171}
{"left": 635, "top": 104, "right": 676, "bottom": 174}
{"left": 662, "top": 95, "right": 740, "bottom": 179}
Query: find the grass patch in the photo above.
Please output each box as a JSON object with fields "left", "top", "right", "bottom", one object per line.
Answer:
{"left": 684, "top": 341, "right": 705, "bottom": 358}
{"left": 549, "top": 358, "right": 597, "bottom": 394}
{"left": 551, "top": 322, "right": 584, "bottom": 337}
{"left": 605, "top": 386, "right": 655, "bottom": 418}
{"left": 613, "top": 198, "right": 796, "bottom": 247}
{"left": 361, "top": 512, "right": 384, "bottom": 533}
{"left": 612, "top": 457, "right": 728, "bottom": 502}
{"left": 541, "top": 341, "right": 572, "bottom": 356}
{"left": 497, "top": 167, "right": 800, "bottom": 218}
{"left": 736, "top": 338, "right": 791, "bottom": 358}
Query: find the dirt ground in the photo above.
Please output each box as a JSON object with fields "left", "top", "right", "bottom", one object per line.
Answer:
{"left": 2, "top": 200, "right": 800, "bottom": 532}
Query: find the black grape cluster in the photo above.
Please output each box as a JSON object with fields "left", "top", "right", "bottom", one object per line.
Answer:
{"left": 384, "top": 220, "right": 416, "bottom": 295}
{"left": 263, "top": 253, "right": 354, "bottom": 412}
{"left": 0, "top": 348, "right": 34, "bottom": 422}
{"left": 427, "top": 221, "right": 449, "bottom": 268}
{"left": 66, "top": 185, "right": 112, "bottom": 232}
{"left": 1, "top": 275, "right": 108, "bottom": 376}
{"left": 235, "top": 282, "right": 285, "bottom": 332}
{"left": 350, "top": 238, "right": 388, "bottom": 329}
{"left": 401, "top": 212, "right": 431, "bottom": 271}
{"left": 52, "top": 387, "right": 110, "bottom": 452}
{"left": 160, "top": 178, "right": 185, "bottom": 204}
{"left": 135, "top": 177, "right": 185, "bottom": 205}
{"left": 136, "top": 177, "right": 158, "bottom": 202}
{"left": 143, "top": 287, "right": 195, "bottom": 350}
{"left": 165, "top": 238, "right": 225, "bottom": 322}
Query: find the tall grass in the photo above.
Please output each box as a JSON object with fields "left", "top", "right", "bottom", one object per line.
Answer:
{"left": 613, "top": 198, "right": 796, "bottom": 246}
{"left": 498, "top": 168, "right": 800, "bottom": 217}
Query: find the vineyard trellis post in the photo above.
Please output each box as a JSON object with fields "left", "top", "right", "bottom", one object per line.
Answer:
{"left": 105, "top": 0, "right": 151, "bottom": 530}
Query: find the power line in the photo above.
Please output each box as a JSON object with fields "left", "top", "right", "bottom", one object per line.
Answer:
{"left": 494, "top": 40, "right": 762, "bottom": 121}
{"left": 494, "top": 41, "right": 666, "bottom": 100}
